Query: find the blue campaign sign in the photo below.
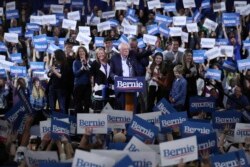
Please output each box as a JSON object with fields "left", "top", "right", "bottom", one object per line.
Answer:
{"left": 201, "top": 0, "right": 210, "bottom": 9}
{"left": 33, "top": 34, "right": 47, "bottom": 44}
{"left": 189, "top": 96, "right": 215, "bottom": 113}
{"left": 222, "top": 60, "right": 237, "bottom": 72}
{"left": 6, "top": 10, "right": 19, "bottom": 20}
{"left": 160, "top": 112, "right": 187, "bottom": 133}
{"left": 126, "top": 8, "right": 136, "bottom": 17}
{"left": 47, "top": 37, "right": 56, "bottom": 44}
{"left": 222, "top": 13, "right": 240, "bottom": 27}
{"left": 114, "top": 77, "right": 145, "bottom": 93}
{"left": 51, "top": 119, "right": 70, "bottom": 140}
{"left": 215, "top": 38, "right": 228, "bottom": 46}
{"left": 193, "top": 10, "right": 201, "bottom": 22}
{"left": 159, "top": 23, "right": 170, "bottom": 37}
{"left": 197, "top": 132, "right": 218, "bottom": 154}
{"left": 9, "top": 27, "right": 22, "bottom": 36}
{"left": 243, "top": 40, "right": 250, "bottom": 49}
{"left": 10, "top": 66, "right": 27, "bottom": 77}
{"left": 109, "top": 19, "right": 119, "bottom": 27}
{"left": 0, "top": 42, "right": 7, "bottom": 52}
{"left": 193, "top": 50, "right": 205, "bottom": 64}
{"left": 25, "top": 30, "right": 34, "bottom": 39}
{"left": 10, "top": 53, "right": 22, "bottom": 63}
{"left": 126, "top": 15, "right": 139, "bottom": 24}
{"left": 26, "top": 23, "right": 40, "bottom": 31}
{"left": 56, "top": 13, "right": 65, "bottom": 21}
{"left": 153, "top": 98, "right": 177, "bottom": 114}
{"left": 72, "top": 0, "right": 83, "bottom": 8}
{"left": 237, "top": 59, "right": 250, "bottom": 71}
{"left": 147, "top": 24, "right": 159, "bottom": 35}
{"left": 212, "top": 110, "right": 242, "bottom": 129}
{"left": 0, "top": 69, "right": 6, "bottom": 78}
{"left": 164, "top": 3, "right": 176, "bottom": 12}
{"left": 4, "top": 100, "right": 25, "bottom": 123}
{"left": 95, "top": 37, "right": 104, "bottom": 47}
{"left": 52, "top": 111, "right": 69, "bottom": 119}
{"left": 137, "top": 38, "right": 146, "bottom": 49}
{"left": 205, "top": 69, "right": 221, "bottom": 81}
{"left": 181, "top": 121, "right": 214, "bottom": 137}
{"left": 155, "top": 14, "right": 170, "bottom": 23}
{"left": 114, "top": 155, "right": 134, "bottom": 167}
{"left": 112, "top": 40, "right": 120, "bottom": 47}
{"left": 118, "top": 34, "right": 129, "bottom": 44}
{"left": 17, "top": 88, "right": 33, "bottom": 114}
{"left": 211, "top": 150, "right": 248, "bottom": 167}
{"left": 127, "top": 115, "right": 159, "bottom": 142}
{"left": 34, "top": 42, "right": 48, "bottom": 52}
{"left": 30, "top": 62, "right": 44, "bottom": 70}
{"left": 39, "top": 162, "right": 71, "bottom": 167}
{"left": 108, "top": 142, "right": 127, "bottom": 150}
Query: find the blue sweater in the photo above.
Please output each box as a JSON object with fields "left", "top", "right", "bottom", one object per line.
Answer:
{"left": 73, "top": 59, "right": 91, "bottom": 86}
{"left": 170, "top": 76, "right": 187, "bottom": 106}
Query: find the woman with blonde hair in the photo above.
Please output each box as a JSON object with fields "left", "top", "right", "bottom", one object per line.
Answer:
{"left": 30, "top": 78, "right": 46, "bottom": 111}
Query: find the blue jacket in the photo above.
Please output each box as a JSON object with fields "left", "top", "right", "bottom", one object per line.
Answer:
{"left": 170, "top": 76, "right": 187, "bottom": 106}
{"left": 73, "top": 59, "right": 91, "bottom": 86}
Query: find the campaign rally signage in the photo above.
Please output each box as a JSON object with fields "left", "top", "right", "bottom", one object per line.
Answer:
{"left": 6, "top": 10, "right": 19, "bottom": 20}
{"left": 124, "top": 25, "right": 137, "bottom": 36}
{"left": 97, "top": 21, "right": 111, "bottom": 32}
{"left": 220, "top": 45, "right": 234, "bottom": 57}
{"left": 222, "top": 60, "right": 237, "bottom": 72}
{"left": 205, "top": 69, "right": 222, "bottom": 81}
{"left": 10, "top": 53, "right": 22, "bottom": 63}
{"left": 193, "top": 50, "right": 205, "bottom": 64}
{"left": 201, "top": 38, "right": 216, "bottom": 48}
{"left": 153, "top": 98, "right": 177, "bottom": 114}
{"left": 47, "top": 43, "right": 60, "bottom": 54}
{"left": 183, "top": 0, "right": 196, "bottom": 8}
{"left": 25, "top": 30, "right": 34, "bottom": 39}
{"left": 6, "top": 1, "right": 16, "bottom": 11}
{"left": 137, "top": 38, "right": 146, "bottom": 48}
{"left": 30, "top": 62, "right": 44, "bottom": 70}
{"left": 213, "top": 2, "right": 226, "bottom": 12}
{"left": 8, "top": 27, "right": 22, "bottom": 36}
{"left": 0, "top": 42, "right": 7, "bottom": 52}
{"left": 0, "top": 120, "right": 9, "bottom": 142}
{"left": 33, "top": 34, "right": 47, "bottom": 44}
{"left": 0, "top": 60, "right": 15, "bottom": 71}
{"left": 189, "top": 96, "right": 215, "bottom": 113}
{"left": 205, "top": 47, "right": 221, "bottom": 60}
{"left": 127, "top": 115, "right": 159, "bottom": 142}
{"left": 201, "top": 0, "right": 210, "bottom": 9}
{"left": 30, "top": 16, "right": 43, "bottom": 25}
{"left": 212, "top": 110, "right": 241, "bottom": 130}
{"left": 102, "top": 11, "right": 116, "bottom": 19}
{"left": 114, "top": 155, "right": 134, "bottom": 167}
{"left": 237, "top": 59, "right": 250, "bottom": 71}
{"left": 186, "top": 23, "right": 198, "bottom": 33}
{"left": 77, "top": 113, "right": 108, "bottom": 134}
{"left": 155, "top": 14, "right": 171, "bottom": 23}
{"left": 4, "top": 33, "right": 18, "bottom": 43}
{"left": 50, "top": 4, "right": 64, "bottom": 14}
{"left": 17, "top": 88, "right": 33, "bottom": 114}
{"left": 4, "top": 100, "right": 25, "bottom": 123}
{"left": 222, "top": 13, "right": 240, "bottom": 27}
{"left": 10, "top": 66, "right": 26, "bottom": 77}
{"left": 115, "top": 1, "right": 127, "bottom": 10}
{"left": 0, "top": 69, "right": 6, "bottom": 78}
{"left": 39, "top": 162, "right": 71, "bottom": 167}
{"left": 51, "top": 119, "right": 70, "bottom": 140}
{"left": 203, "top": 18, "right": 218, "bottom": 31}
{"left": 234, "top": 123, "right": 250, "bottom": 143}
{"left": 103, "top": 109, "right": 133, "bottom": 129}
{"left": 160, "top": 136, "right": 198, "bottom": 166}
{"left": 160, "top": 112, "right": 187, "bottom": 133}
{"left": 25, "top": 150, "right": 59, "bottom": 167}
{"left": 67, "top": 11, "right": 80, "bottom": 21}
{"left": 62, "top": 19, "right": 77, "bottom": 30}
{"left": 40, "top": 120, "right": 51, "bottom": 139}
{"left": 124, "top": 136, "right": 156, "bottom": 152}
{"left": 72, "top": 149, "right": 115, "bottom": 167}
{"left": 181, "top": 121, "right": 214, "bottom": 137}
{"left": 216, "top": 38, "right": 228, "bottom": 46}
{"left": 147, "top": 0, "right": 161, "bottom": 10}
{"left": 136, "top": 111, "right": 162, "bottom": 129}
{"left": 114, "top": 77, "right": 145, "bottom": 93}
{"left": 210, "top": 150, "right": 248, "bottom": 167}
{"left": 243, "top": 40, "right": 250, "bottom": 49}
{"left": 169, "top": 27, "right": 182, "bottom": 37}
{"left": 129, "top": 151, "right": 158, "bottom": 167}
{"left": 159, "top": 23, "right": 170, "bottom": 37}
{"left": 126, "top": 15, "right": 139, "bottom": 24}
{"left": 197, "top": 132, "right": 218, "bottom": 154}
{"left": 42, "top": 15, "right": 57, "bottom": 25}
{"left": 94, "top": 37, "right": 104, "bottom": 47}
{"left": 143, "top": 34, "right": 157, "bottom": 45}
{"left": 34, "top": 42, "right": 48, "bottom": 52}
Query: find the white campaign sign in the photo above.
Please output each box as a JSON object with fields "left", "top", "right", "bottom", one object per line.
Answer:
{"left": 76, "top": 32, "right": 92, "bottom": 45}
{"left": 58, "top": 0, "right": 71, "bottom": 4}
{"left": 42, "top": 15, "right": 56, "bottom": 25}
{"left": 40, "top": 120, "right": 51, "bottom": 139}
{"left": 115, "top": 1, "right": 127, "bottom": 10}
{"left": 4, "top": 33, "right": 18, "bottom": 43}
{"left": 124, "top": 136, "right": 156, "bottom": 153}
{"left": 30, "top": 16, "right": 43, "bottom": 25}
{"left": 183, "top": 0, "right": 196, "bottom": 8}
{"left": 72, "top": 149, "right": 116, "bottom": 167}
{"left": 50, "top": 4, "right": 64, "bottom": 14}
{"left": 160, "top": 136, "right": 198, "bottom": 166}
{"left": 67, "top": 11, "right": 80, "bottom": 21}
{"left": 87, "top": 16, "right": 101, "bottom": 25}
{"left": 129, "top": 151, "right": 158, "bottom": 167}
{"left": 200, "top": 38, "right": 215, "bottom": 48}
{"left": 0, "top": 60, "right": 15, "bottom": 71}
{"left": 173, "top": 16, "right": 187, "bottom": 26}
{"left": 234, "top": 123, "right": 250, "bottom": 143}
{"left": 124, "top": 25, "right": 138, "bottom": 35}
{"left": 25, "top": 150, "right": 58, "bottom": 167}
{"left": 6, "top": 1, "right": 16, "bottom": 11}
{"left": 205, "top": 47, "right": 221, "bottom": 60}
{"left": 97, "top": 21, "right": 111, "bottom": 32}
{"left": 78, "top": 26, "right": 91, "bottom": 36}
{"left": 240, "top": 4, "right": 250, "bottom": 16}
{"left": 121, "top": 18, "right": 130, "bottom": 27}
{"left": 62, "top": 19, "right": 77, "bottom": 30}
{"left": 181, "top": 31, "right": 189, "bottom": 43}
{"left": 220, "top": 45, "right": 234, "bottom": 57}
{"left": 143, "top": 34, "right": 157, "bottom": 46}
{"left": 203, "top": 18, "right": 218, "bottom": 31}
{"left": 147, "top": 0, "right": 162, "bottom": 10}
{"left": 77, "top": 114, "right": 108, "bottom": 134}
{"left": 186, "top": 23, "right": 198, "bottom": 32}
{"left": 169, "top": 27, "right": 182, "bottom": 37}
{"left": 102, "top": 11, "right": 116, "bottom": 19}
{"left": 136, "top": 111, "right": 162, "bottom": 129}
{"left": 103, "top": 109, "right": 133, "bottom": 129}
{"left": 213, "top": 2, "right": 226, "bottom": 12}
{"left": 101, "top": 103, "right": 113, "bottom": 113}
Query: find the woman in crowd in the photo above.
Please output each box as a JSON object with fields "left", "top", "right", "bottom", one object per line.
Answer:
{"left": 73, "top": 46, "right": 92, "bottom": 113}
{"left": 30, "top": 78, "right": 46, "bottom": 111}
{"left": 47, "top": 49, "right": 69, "bottom": 114}
{"left": 90, "top": 47, "right": 114, "bottom": 112}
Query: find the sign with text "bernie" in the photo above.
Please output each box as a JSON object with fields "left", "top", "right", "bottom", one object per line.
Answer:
{"left": 114, "top": 77, "right": 145, "bottom": 92}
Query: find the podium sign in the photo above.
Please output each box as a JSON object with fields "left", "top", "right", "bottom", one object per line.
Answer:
{"left": 114, "top": 77, "right": 145, "bottom": 92}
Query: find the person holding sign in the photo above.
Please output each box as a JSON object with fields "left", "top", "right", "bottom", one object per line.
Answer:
{"left": 73, "top": 46, "right": 92, "bottom": 114}
{"left": 47, "top": 49, "right": 70, "bottom": 114}
{"left": 90, "top": 47, "right": 114, "bottom": 112}
{"left": 169, "top": 65, "right": 187, "bottom": 111}
{"left": 146, "top": 52, "right": 167, "bottom": 112}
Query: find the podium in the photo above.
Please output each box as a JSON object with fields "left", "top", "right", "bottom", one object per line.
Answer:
{"left": 114, "top": 77, "right": 145, "bottom": 113}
